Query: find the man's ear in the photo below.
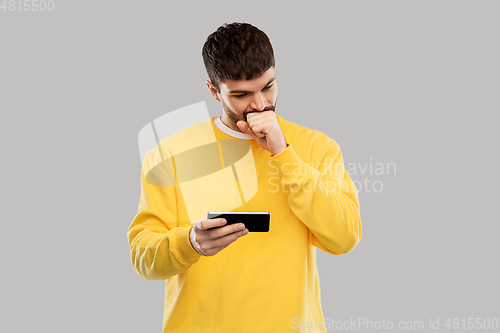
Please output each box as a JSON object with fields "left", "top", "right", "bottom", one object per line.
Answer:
{"left": 206, "top": 80, "right": 221, "bottom": 103}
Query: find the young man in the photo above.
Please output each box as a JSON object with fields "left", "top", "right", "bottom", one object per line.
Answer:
{"left": 128, "top": 22, "right": 362, "bottom": 332}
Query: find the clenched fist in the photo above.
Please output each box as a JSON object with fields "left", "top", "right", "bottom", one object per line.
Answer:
{"left": 236, "top": 111, "right": 288, "bottom": 156}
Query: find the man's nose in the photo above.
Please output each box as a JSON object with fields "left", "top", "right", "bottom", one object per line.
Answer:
{"left": 249, "top": 92, "right": 267, "bottom": 111}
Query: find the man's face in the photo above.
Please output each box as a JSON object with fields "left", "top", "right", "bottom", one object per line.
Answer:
{"left": 209, "top": 67, "right": 278, "bottom": 132}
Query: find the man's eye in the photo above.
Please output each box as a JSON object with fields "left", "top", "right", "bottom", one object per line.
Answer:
{"left": 232, "top": 85, "right": 272, "bottom": 98}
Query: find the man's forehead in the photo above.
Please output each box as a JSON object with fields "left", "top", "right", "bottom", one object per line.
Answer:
{"left": 221, "top": 67, "right": 276, "bottom": 93}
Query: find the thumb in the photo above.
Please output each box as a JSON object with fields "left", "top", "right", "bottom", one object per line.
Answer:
{"left": 237, "top": 121, "right": 255, "bottom": 137}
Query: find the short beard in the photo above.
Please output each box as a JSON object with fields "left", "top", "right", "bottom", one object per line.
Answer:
{"left": 221, "top": 98, "right": 278, "bottom": 129}
{"left": 221, "top": 99, "right": 244, "bottom": 129}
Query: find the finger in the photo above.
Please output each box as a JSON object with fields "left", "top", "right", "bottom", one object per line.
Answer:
{"left": 244, "top": 110, "right": 264, "bottom": 123}
{"left": 202, "top": 229, "right": 249, "bottom": 255}
{"left": 237, "top": 121, "right": 258, "bottom": 139}
{"left": 253, "top": 125, "right": 268, "bottom": 137}
{"left": 246, "top": 110, "right": 273, "bottom": 125}
{"left": 203, "top": 244, "right": 230, "bottom": 256}
{"left": 207, "top": 223, "right": 246, "bottom": 239}
{"left": 198, "top": 218, "right": 227, "bottom": 231}
{"left": 236, "top": 120, "right": 248, "bottom": 132}
{"left": 245, "top": 116, "right": 271, "bottom": 136}
{"left": 210, "top": 228, "right": 247, "bottom": 248}
{"left": 248, "top": 123, "right": 267, "bottom": 137}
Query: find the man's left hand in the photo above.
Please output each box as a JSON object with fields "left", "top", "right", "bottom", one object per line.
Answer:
{"left": 236, "top": 111, "right": 288, "bottom": 156}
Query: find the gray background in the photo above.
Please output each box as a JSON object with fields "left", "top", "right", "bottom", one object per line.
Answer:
{"left": 1, "top": 1, "right": 498, "bottom": 332}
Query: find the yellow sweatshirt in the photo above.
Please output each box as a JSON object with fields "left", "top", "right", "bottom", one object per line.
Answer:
{"left": 128, "top": 115, "right": 362, "bottom": 332}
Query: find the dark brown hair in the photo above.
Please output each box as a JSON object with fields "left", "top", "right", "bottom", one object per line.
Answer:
{"left": 202, "top": 22, "right": 275, "bottom": 92}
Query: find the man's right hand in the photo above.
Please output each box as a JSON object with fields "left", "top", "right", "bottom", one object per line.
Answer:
{"left": 190, "top": 217, "right": 249, "bottom": 256}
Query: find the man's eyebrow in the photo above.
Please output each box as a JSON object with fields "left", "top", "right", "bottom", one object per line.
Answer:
{"left": 228, "top": 77, "right": 276, "bottom": 94}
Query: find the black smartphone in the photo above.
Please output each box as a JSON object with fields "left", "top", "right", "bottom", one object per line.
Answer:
{"left": 206, "top": 211, "right": 270, "bottom": 232}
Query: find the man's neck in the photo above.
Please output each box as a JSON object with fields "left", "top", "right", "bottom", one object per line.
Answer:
{"left": 214, "top": 116, "right": 252, "bottom": 139}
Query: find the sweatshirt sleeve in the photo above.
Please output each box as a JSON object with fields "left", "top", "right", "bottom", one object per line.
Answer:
{"left": 268, "top": 143, "right": 362, "bottom": 255}
{"left": 127, "top": 151, "right": 202, "bottom": 280}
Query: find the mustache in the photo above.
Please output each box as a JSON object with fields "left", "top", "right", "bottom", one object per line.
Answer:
{"left": 243, "top": 106, "right": 276, "bottom": 123}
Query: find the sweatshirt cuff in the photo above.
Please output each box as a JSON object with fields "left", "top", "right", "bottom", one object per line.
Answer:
{"left": 189, "top": 225, "right": 208, "bottom": 256}
{"left": 171, "top": 226, "right": 203, "bottom": 264}
{"left": 268, "top": 143, "right": 308, "bottom": 182}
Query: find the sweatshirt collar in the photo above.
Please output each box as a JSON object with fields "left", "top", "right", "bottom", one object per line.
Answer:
{"left": 213, "top": 116, "right": 253, "bottom": 140}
